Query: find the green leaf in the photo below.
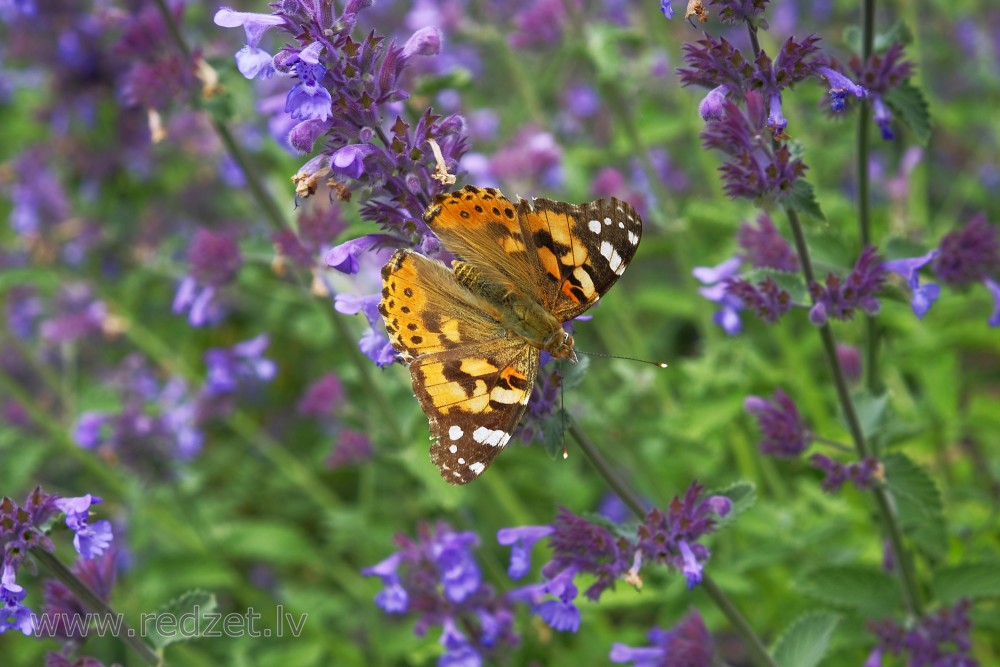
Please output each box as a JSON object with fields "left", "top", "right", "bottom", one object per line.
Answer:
{"left": 851, "top": 390, "right": 890, "bottom": 440}
{"left": 883, "top": 453, "right": 947, "bottom": 559}
{"left": 773, "top": 612, "right": 841, "bottom": 667}
{"left": 212, "top": 520, "right": 320, "bottom": 565}
{"left": 843, "top": 21, "right": 912, "bottom": 55}
{"left": 712, "top": 481, "right": 756, "bottom": 528}
{"left": 933, "top": 563, "right": 1000, "bottom": 603}
{"left": 147, "top": 589, "right": 218, "bottom": 649}
{"left": 413, "top": 68, "right": 474, "bottom": 96}
{"left": 798, "top": 565, "right": 900, "bottom": 614}
{"left": 541, "top": 408, "right": 571, "bottom": 459}
{"left": 885, "top": 80, "right": 932, "bottom": 145}
{"left": 786, "top": 180, "right": 825, "bottom": 222}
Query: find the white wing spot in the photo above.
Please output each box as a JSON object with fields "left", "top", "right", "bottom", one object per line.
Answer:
{"left": 600, "top": 240, "right": 625, "bottom": 274}
{"left": 604, "top": 216, "right": 613, "bottom": 225}
{"left": 628, "top": 230, "right": 639, "bottom": 246}
{"left": 618, "top": 221, "right": 625, "bottom": 228}
{"left": 588, "top": 219, "right": 602, "bottom": 233}
{"left": 469, "top": 462, "right": 486, "bottom": 476}
{"left": 449, "top": 444, "right": 458, "bottom": 454}
{"left": 472, "top": 426, "right": 507, "bottom": 447}
{"left": 458, "top": 457, "right": 465, "bottom": 465}
{"left": 449, "top": 425, "right": 464, "bottom": 440}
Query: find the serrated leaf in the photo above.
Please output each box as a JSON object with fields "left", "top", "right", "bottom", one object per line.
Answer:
{"left": 799, "top": 566, "right": 900, "bottom": 614}
{"left": 786, "top": 180, "right": 825, "bottom": 221}
{"left": 885, "top": 80, "right": 932, "bottom": 145}
{"left": 773, "top": 612, "right": 840, "bottom": 667}
{"left": 883, "top": 453, "right": 946, "bottom": 558}
{"left": 540, "top": 408, "right": 570, "bottom": 459}
{"left": 712, "top": 481, "right": 756, "bottom": 528}
{"left": 843, "top": 22, "right": 912, "bottom": 55}
{"left": 933, "top": 563, "right": 1000, "bottom": 604}
{"left": 147, "top": 589, "right": 218, "bottom": 649}
{"left": 851, "top": 390, "right": 890, "bottom": 440}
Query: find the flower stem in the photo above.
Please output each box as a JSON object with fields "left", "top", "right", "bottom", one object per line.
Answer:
{"left": 32, "top": 548, "right": 163, "bottom": 666}
{"left": 568, "top": 422, "right": 778, "bottom": 667}
{"left": 858, "top": 0, "right": 882, "bottom": 393}
{"left": 782, "top": 206, "right": 923, "bottom": 616}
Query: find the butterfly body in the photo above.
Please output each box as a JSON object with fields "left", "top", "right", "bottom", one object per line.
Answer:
{"left": 378, "top": 185, "right": 641, "bottom": 484}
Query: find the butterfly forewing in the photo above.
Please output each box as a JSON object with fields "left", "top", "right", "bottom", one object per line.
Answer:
{"left": 520, "top": 196, "right": 642, "bottom": 321}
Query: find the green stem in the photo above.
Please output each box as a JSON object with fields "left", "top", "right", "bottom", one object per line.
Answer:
{"left": 782, "top": 206, "right": 923, "bottom": 616}
{"left": 33, "top": 549, "right": 163, "bottom": 666}
{"left": 568, "top": 423, "right": 777, "bottom": 667}
{"left": 858, "top": 0, "right": 882, "bottom": 394}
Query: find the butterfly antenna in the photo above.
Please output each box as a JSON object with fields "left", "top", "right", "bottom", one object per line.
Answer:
{"left": 560, "top": 373, "right": 569, "bottom": 460}
{"left": 576, "top": 349, "right": 669, "bottom": 368}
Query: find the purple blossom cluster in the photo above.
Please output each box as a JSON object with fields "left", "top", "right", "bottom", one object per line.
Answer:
{"left": 808, "top": 247, "right": 886, "bottom": 325}
{"left": 744, "top": 388, "right": 812, "bottom": 457}
{"left": 497, "top": 483, "right": 731, "bottom": 633}
{"left": 693, "top": 213, "right": 799, "bottom": 334}
{"left": 1, "top": 488, "right": 113, "bottom": 636}
{"left": 296, "top": 372, "right": 373, "bottom": 470}
{"left": 845, "top": 42, "right": 914, "bottom": 140}
{"left": 610, "top": 609, "right": 716, "bottom": 667}
{"left": 866, "top": 599, "right": 978, "bottom": 667}
{"left": 679, "top": 26, "right": 865, "bottom": 201}
{"left": 363, "top": 522, "right": 518, "bottom": 665}
{"left": 172, "top": 227, "right": 243, "bottom": 327}
{"left": 810, "top": 454, "right": 883, "bottom": 493}
{"left": 216, "top": 2, "right": 468, "bottom": 365}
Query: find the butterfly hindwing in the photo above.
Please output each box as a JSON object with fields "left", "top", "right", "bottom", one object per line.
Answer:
{"left": 412, "top": 342, "right": 539, "bottom": 484}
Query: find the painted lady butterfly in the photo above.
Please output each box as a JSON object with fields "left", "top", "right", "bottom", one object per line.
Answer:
{"left": 378, "top": 185, "right": 642, "bottom": 483}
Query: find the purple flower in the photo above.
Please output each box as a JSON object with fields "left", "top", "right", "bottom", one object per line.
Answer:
{"left": 985, "top": 278, "right": 1000, "bottom": 327}
{"left": 402, "top": 26, "right": 442, "bottom": 59}
{"left": 330, "top": 143, "right": 378, "bottom": 180}
{"left": 39, "top": 284, "right": 107, "bottom": 344}
{"left": 172, "top": 228, "right": 242, "bottom": 327}
{"left": 872, "top": 97, "right": 894, "bottom": 140}
{"left": 203, "top": 334, "right": 277, "bottom": 397}
{"left": 738, "top": 213, "right": 798, "bottom": 271}
{"left": 324, "top": 234, "right": 399, "bottom": 274}
{"left": 53, "top": 495, "right": 113, "bottom": 559}
{"left": 610, "top": 609, "right": 715, "bottom": 667}
{"left": 490, "top": 125, "right": 563, "bottom": 192}
{"left": 297, "top": 373, "right": 345, "bottom": 416}
{"left": 286, "top": 62, "right": 333, "bottom": 121}
{"left": 932, "top": 214, "right": 999, "bottom": 288}
{"left": 508, "top": 0, "right": 574, "bottom": 50}
{"left": 74, "top": 412, "right": 106, "bottom": 449}
{"left": 837, "top": 344, "right": 862, "bottom": 383}
{"left": 363, "top": 522, "right": 517, "bottom": 661}
{"left": 725, "top": 277, "right": 793, "bottom": 323}
{"left": 326, "top": 430, "right": 372, "bottom": 470}
{"left": 660, "top": 0, "right": 674, "bottom": 20}
{"left": 334, "top": 293, "right": 397, "bottom": 366}
{"left": 497, "top": 525, "right": 555, "bottom": 580}
{"left": 816, "top": 66, "right": 868, "bottom": 111}
{"left": 693, "top": 255, "right": 745, "bottom": 335}
{"left": 883, "top": 249, "right": 941, "bottom": 319}
{"left": 810, "top": 454, "right": 883, "bottom": 493}
{"left": 808, "top": 246, "right": 885, "bottom": 325}
{"left": 867, "top": 599, "right": 977, "bottom": 667}
{"left": 697, "top": 85, "right": 728, "bottom": 121}
{"left": 846, "top": 42, "right": 912, "bottom": 138}
{"left": 0, "top": 584, "right": 33, "bottom": 635}
{"left": 745, "top": 389, "right": 811, "bottom": 457}
{"left": 40, "top": 549, "right": 118, "bottom": 640}
{"left": 214, "top": 8, "right": 284, "bottom": 79}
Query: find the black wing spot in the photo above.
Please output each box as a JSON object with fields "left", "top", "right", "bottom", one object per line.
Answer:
{"left": 504, "top": 207, "right": 515, "bottom": 219}
{"left": 401, "top": 306, "right": 411, "bottom": 314}
{"left": 407, "top": 323, "right": 418, "bottom": 331}
{"left": 460, "top": 210, "right": 470, "bottom": 219}
{"left": 403, "top": 287, "right": 413, "bottom": 297}
{"left": 410, "top": 335, "right": 423, "bottom": 345}
{"left": 474, "top": 204, "right": 483, "bottom": 213}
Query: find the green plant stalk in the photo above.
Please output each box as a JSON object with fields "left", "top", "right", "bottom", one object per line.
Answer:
{"left": 783, "top": 206, "right": 922, "bottom": 616}
{"left": 32, "top": 548, "right": 163, "bottom": 666}
{"left": 568, "top": 423, "right": 778, "bottom": 667}
{"left": 858, "top": 0, "right": 882, "bottom": 394}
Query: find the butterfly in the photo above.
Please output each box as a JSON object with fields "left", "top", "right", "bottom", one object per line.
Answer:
{"left": 378, "top": 185, "right": 642, "bottom": 484}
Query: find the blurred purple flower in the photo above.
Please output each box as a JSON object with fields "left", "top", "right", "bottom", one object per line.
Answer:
{"left": 866, "top": 599, "right": 977, "bottom": 667}
{"left": 326, "top": 430, "right": 372, "bottom": 470}
{"left": 39, "top": 284, "right": 107, "bottom": 344}
{"left": 491, "top": 125, "right": 563, "bottom": 192}
{"left": 710, "top": 0, "right": 769, "bottom": 26}
{"left": 932, "top": 214, "right": 999, "bottom": 288}
{"left": 693, "top": 255, "right": 745, "bottom": 335}
{"left": 660, "top": 0, "right": 674, "bottom": 20}
{"left": 363, "top": 522, "right": 517, "bottom": 662}
{"left": 808, "top": 247, "right": 885, "bottom": 325}
{"left": 883, "top": 249, "right": 941, "bottom": 319}
{"left": 845, "top": 42, "right": 913, "bottom": 140}
{"left": 508, "top": 0, "right": 577, "bottom": 49}
{"left": 213, "top": 8, "right": 284, "bottom": 80}
{"left": 497, "top": 525, "right": 554, "bottom": 580}
{"left": 297, "top": 373, "right": 345, "bottom": 416}
{"left": 738, "top": 213, "right": 798, "bottom": 271}
{"left": 41, "top": 549, "right": 118, "bottom": 640}
{"left": 173, "top": 228, "right": 242, "bottom": 327}
{"left": 204, "top": 334, "right": 276, "bottom": 397}
{"left": 837, "top": 344, "right": 862, "bottom": 383}
{"left": 610, "top": 609, "right": 715, "bottom": 666}
{"left": 334, "top": 293, "right": 397, "bottom": 366}
{"left": 745, "top": 388, "right": 811, "bottom": 457}
{"left": 810, "top": 454, "right": 882, "bottom": 493}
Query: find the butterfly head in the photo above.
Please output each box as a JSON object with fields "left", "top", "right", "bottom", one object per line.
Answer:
{"left": 543, "top": 329, "right": 578, "bottom": 363}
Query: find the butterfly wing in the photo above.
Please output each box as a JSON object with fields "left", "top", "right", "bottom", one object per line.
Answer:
{"left": 424, "top": 185, "right": 642, "bottom": 323}
{"left": 379, "top": 249, "right": 539, "bottom": 484}
{"left": 517, "top": 196, "right": 642, "bottom": 321}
